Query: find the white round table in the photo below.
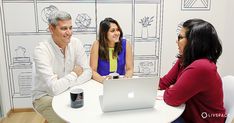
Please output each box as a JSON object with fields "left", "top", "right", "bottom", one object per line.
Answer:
{"left": 52, "top": 80, "right": 185, "bottom": 123}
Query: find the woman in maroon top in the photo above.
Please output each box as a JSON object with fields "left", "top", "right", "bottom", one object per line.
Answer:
{"left": 160, "top": 19, "right": 226, "bottom": 123}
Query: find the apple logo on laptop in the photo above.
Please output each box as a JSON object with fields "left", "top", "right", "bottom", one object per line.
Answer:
{"left": 128, "top": 91, "right": 135, "bottom": 99}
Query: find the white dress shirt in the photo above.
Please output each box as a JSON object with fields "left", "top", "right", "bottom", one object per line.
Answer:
{"left": 32, "top": 37, "right": 92, "bottom": 100}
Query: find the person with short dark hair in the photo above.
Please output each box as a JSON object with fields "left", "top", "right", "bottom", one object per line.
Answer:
{"left": 159, "top": 19, "right": 226, "bottom": 123}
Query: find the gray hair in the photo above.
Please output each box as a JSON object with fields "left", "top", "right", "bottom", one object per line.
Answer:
{"left": 48, "top": 11, "right": 71, "bottom": 26}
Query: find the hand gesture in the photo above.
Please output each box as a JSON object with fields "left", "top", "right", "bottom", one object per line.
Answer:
{"left": 72, "top": 65, "right": 83, "bottom": 76}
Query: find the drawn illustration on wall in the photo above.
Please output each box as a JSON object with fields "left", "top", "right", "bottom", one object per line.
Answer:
{"left": 83, "top": 44, "right": 92, "bottom": 56}
{"left": 1, "top": 0, "right": 163, "bottom": 108}
{"left": 75, "top": 13, "right": 92, "bottom": 31}
{"left": 181, "top": 0, "right": 211, "bottom": 10}
{"left": 41, "top": 5, "right": 59, "bottom": 24}
{"left": 139, "top": 61, "right": 154, "bottom": 75}
{"left": 41, "top": 5, "right": 59, "bottom": 31}
{"left": 11, "top": 46, "right": 32, "bottom": 69}
{"left": 139, "top": 16, "right": 154, "bottom": 39}
{"left": 18, "top": 72, "right": 32, "bottom": 96}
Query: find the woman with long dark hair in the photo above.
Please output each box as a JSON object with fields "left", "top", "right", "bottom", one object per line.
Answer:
{"left": 160, "top": 19, "right": 226, "bottom": 123}
{"left": 90, "top": 17, "right": 133, "bottom": 83}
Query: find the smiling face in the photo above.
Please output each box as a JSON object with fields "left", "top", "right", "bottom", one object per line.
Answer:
{"left": 50, "top": 19, "right": 73, "bottom": 48}
{"left": 107, "top": 23, "right": 120, "bottom": 43}
{"left": 177, "top": 27, "right": 188, "bottom": 55}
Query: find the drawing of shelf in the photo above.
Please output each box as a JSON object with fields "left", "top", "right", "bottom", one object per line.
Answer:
{"left": 134, "top": 2, "right": 162, "bottom": 76}
{"left": 18, "top": 72, "right": 32, "bottom": 96}
{"left": 1, "top": 0, "right": 164, "bottom": 107}
{"left": 37, "top": 3, "right": 96, "bottom": 33}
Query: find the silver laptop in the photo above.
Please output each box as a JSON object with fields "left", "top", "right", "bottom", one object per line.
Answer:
{"left": 99, "top": 77, "right": 159, "bottom": 112}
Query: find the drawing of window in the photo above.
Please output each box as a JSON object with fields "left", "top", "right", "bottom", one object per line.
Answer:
{"left": 181, "top": 0, "right": 211, "bottom": 11}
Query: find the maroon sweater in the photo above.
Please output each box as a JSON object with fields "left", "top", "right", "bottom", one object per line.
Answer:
{"left": 159, "top": 59, "right": 226, "bottom": 123}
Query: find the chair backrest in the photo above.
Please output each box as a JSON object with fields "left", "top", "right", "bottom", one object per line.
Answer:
{"left": 222, "top": 75, "right": 234, "bottom": 123}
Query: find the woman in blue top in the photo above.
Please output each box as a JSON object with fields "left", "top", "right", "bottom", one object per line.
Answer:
{"left": 90, "top": 17, "right": 133, "bottom": 83}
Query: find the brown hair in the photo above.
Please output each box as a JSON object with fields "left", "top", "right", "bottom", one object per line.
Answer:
{"left": 98, "top": 17, "right": 123, "bottom": 60}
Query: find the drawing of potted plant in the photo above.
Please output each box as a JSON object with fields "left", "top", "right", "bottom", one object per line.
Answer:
{"left": 139, "top": 16, "right": 154, "bottom": 39}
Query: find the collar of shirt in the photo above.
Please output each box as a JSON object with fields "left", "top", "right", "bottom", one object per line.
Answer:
{"left": 49, "top": 37, "right": 68, "bottom": 58}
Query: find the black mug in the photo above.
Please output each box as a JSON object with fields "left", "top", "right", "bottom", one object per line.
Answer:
{"left": 70, "top": 88, "right": 84, "bottom": 108}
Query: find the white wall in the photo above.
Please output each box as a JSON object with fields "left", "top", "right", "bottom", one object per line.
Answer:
{"left": 0, "top": 1, "right": 11, "bottom": 116}
{"left": 218, "top": 1, "right": 234, "bottom": 76}
{"left": 161, "top": 0, "right": 234, "bottom": 77}
{"left": 0, "top": 64, "right": 2, "bottom": 117}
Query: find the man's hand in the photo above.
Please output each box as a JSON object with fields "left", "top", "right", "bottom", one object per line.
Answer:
{"left": 72, "top": 65, "right": 83, "bottom": 76}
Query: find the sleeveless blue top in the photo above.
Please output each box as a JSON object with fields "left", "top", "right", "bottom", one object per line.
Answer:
{"left": 97, "top": 39, "right": 126, "bottom": 76}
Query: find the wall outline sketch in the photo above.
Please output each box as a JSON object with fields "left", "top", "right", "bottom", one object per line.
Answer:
{"left": 181, "top": 0, "right": 211, "bottom": 11}
{"left": 1, "top": 0, "right": 164, "bottom": 108}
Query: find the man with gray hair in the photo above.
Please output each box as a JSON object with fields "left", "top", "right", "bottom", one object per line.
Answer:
{"left": 32, "top": 11, "right": 92, "bottom": 123}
